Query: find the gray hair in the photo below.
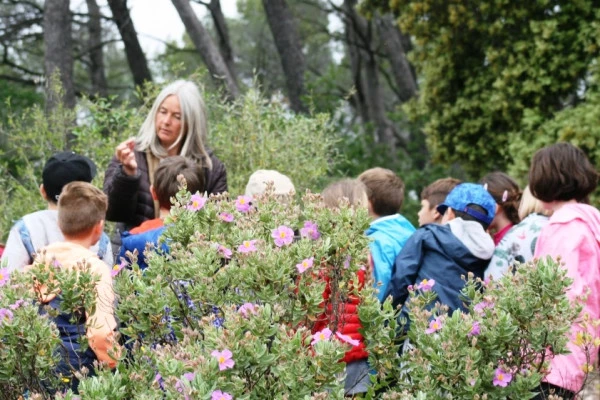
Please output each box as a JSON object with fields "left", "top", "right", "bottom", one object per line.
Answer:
{"left": 135, "top": 80, "right": 212, "bottom": 169}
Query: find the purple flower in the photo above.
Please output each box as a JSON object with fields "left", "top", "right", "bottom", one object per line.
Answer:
{"left": 336, "top": 332, "right": 360, "bottom": 347}
{"left": 300, "top": 221, "right": 320, "bottom": 240}
{"left": 238, "top": 303, "right": 257, "bottom": 317}
{"left": 0, "top": 268, "right": 10, "bottom": 286}
{"left": 217, "top": 244, "right": 233, "bottom": 259}
{"left": 111, "top": 259, "right": 127, "bottom": 277}
{"left": 211, "top": 349, "right": 235, "bottom": 371}
{"left": 219, "top": 212, "right": 234, "bottom": 222}
{"left": 183, "top": 372, "right": 195, "bottom": 381}
{"left": 343, "top": 256, "right": 351, "bottom": 269}
{"left": 235, "top": 195, "right": 253, "bottom": 213}
{"left": 493, "top": 367, "right": 513, "bottom": 387}
{"left": 425, "top": 317, "right": 443, "bottom": 334}
{"left": 296, "top": 257, "right": 314, "bottom": 273}
{"left": 416, "top": 278, "right": 435, "bottom": 291}
{"left": 238, "top": 240, "right": 257, "bottom": 253}
{"left": 211, "top": 390, "right": 233, "bottom": 400}
{"left": 311, "top": 327, "right": 332, "bottom": 345}
{"left": 0, "top": 308, "right": 14, "bottom": 324}
{"left": 9, "top": 299, "right": 25, "bottom": 310}
{"left": 187, "top": 193, "right": 207, "bottom": 211}
{"left": 468, "top": 321, "right": 481, "bottom": 337}
{"left": 474, "top": 301, "right": 495, "bottom": 314}
{"left": 271, "top": 225, "right": 295, "bottom": 247}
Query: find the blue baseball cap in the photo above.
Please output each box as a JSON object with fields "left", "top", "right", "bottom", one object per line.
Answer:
{"left": 436, "top": 183, "right": 496, "bottom": 226}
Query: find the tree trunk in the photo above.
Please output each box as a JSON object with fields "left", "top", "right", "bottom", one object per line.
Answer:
{"left": 377, "top": 14, "right": 417, "bottom": 103}
{"left": 171, "top": 0, "right": 239, "bottom": 100}
{"left": 106, "top": 0, "right": 152, "bottom": 88}
{"left": 343, "top": 0, "right": 400, "bottom": 159}
{"left": 85, "top": 0, "right": 108, "bottom": 98}
{"left": 206, "top": 0, "right": 236, "bottom": 80}
{"left": 262, "top": 0, "right": 307, "bottom": 114}
{"left": 44, "top": 0, "right": 75, "bottom": 111}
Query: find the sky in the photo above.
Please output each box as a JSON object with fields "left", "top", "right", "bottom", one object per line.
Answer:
{"left": 97, "top": 0, "right": 240, "bottom": 57}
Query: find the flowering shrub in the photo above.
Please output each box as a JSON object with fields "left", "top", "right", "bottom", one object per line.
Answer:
{"left": 364, "top": 257, "right": 595, "bottom": 399}
{"left": 0, "top": 186, "right": 596, "bottom": 399}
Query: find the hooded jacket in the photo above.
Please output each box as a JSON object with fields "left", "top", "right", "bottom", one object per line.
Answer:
{"left": 27, "top": 242, "right": 120, "bottom": 384}
{"left": 119, "top": 218, "right": 168, "bottom": 270}
{"left": 103, "top": 149, "right": 227, "bottom": 229}
{"left": 365, "top": 214, "right": 416, "bottom": 302}
{"left": 384, "top": 218, "right": 495, "bottom": 329}
{"left": 534, "top": 203, "right": 600, "bottom": 393}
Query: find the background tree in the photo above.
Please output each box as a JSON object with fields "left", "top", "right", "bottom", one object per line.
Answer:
{"left": 106, "top": 0, "right": 152, "bottom": 87}
{"left": 362, "top": 0, "right": 600, "bottom": 177}
{"left": 85, "top": 0, "right": 108, "bottom": 98}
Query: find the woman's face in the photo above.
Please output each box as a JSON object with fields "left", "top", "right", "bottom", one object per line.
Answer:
{"left": 155, "top": 95, "right": 183, "bottom": 150}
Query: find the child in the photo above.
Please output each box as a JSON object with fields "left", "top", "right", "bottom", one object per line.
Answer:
{"left": 384, "top": 183, "right": 496, "bottom": 330}
{"left": 245, "top": 169, "right": 295, "bottom": 197}
{"left": 479, "top": 172, "right": 522, "bottom": 245}
{"left": 417, "top": 177, "right": 461, "bottom": 226}
{"left": 318, "top": 178, "right": 370, "bottom": 396}
{"left": 1, "top": 151, "right": 112, "bottom": 271}
{"left": 485, "top": 186, "right": 550, "bottom": 280}
{"left": 119, "top": 156, "right": 205, "bottom": 269}
{"left": 28, "top": 182, "right": 120, "bottom": 390}
{"left": 358, "top": 168, "right": 416, "bottom": 302}
{"left": 529, "top": 143, "right": 600, "bottom": 398}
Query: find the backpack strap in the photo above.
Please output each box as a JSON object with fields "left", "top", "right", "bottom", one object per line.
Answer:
{"left": 98, "top": 232, "right": 109, "bottom": 260}
{"left": 16, "top": 219, "right": 36, "bottom": 263}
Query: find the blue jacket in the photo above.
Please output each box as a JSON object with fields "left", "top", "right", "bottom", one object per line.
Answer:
{"left": 119, "top": 226, "right": 168, "bottom": 270}
{"left": 384, "top": 219, "right": 494, "bottom": 330}
{"left": 365, "top": 214, "right": 416, "bottom": 302}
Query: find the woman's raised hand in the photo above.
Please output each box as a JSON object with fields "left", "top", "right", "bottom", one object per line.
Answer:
{"left": 115, "top": 138, "right": 138, "bottom": 176}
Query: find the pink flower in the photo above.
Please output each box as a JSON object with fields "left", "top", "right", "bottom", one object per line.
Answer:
{"left": 335, "top": 332, "right": 360, "bottom": 347}
{"left": 311, "top": 327, "right": 332, "bottom": 345}
{"left": 211, "top": 349, "right": 235, "bottom": 371}
{"left": 238, "top": 303, "right": 257, "bottom": 317}
{"left": 238, "top": 240, "right": 257, "bottom": 253}
{"left": 416, "top": 278, "right": 435, "bottom": 291}
{"left": 492, "top": 367, "right": 513, "bottom": 387}
{"left": 235, "top": 195, "right": 253, "bottom": 213}
{"left": 468, "top": 321, "right": 481, "bottom": 337}
{"left": 425, "top": 317, "right": 443, "bottom": 334}
{"left": 52, "top": 259, "right": 61, "bottom": 268}
{"left": 0, "top": 268, "right": 10, "bottom": 286}
{"left": 211, "top": 390, "right": 233, "bottom": 400}
{"left": 9, "top": 299, "right": 25, "bottom": 310}
{"left": 300, "top": 221, "right": 320, "bottom": 240}
{"left": 111, "top": 260, "right": 127, "bottom": 277}
{"left": 271, "top": 225, "right": 295, "bottom": 247}
{"left": 187, "top": 193, "right": 207, "bottom": 211}
{"left": 474, "top": 301, "right": 495, "bottom": 314}
{"left": 0, "top": 308, "right": 13, "bottom": 323}
{"left": 343, "top": 256, "right": 351, "bottom": 269}
{"left": 219, "top": 212, "right": 234, "bottom": 222}
{"left": 183, "top": 372, "right": 195, "bottom": 381}
{"left": 296, "top": 257, "right": 314, "bottom": 273}
{"left": 217, "top": 245, "right": 233, "bottom": 259}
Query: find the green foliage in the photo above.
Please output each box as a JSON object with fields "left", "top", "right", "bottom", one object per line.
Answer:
{"left": 366, "top": 258, "right": 585, "bottom": 398}
{"left": 362, "top": 0, "right": 600, "bottom": 177}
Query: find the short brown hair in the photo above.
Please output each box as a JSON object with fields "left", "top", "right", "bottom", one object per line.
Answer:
{"left": 154, "top": 156, "right": 205, "bottom": 209}
{"left": 421, "top": 177, "right": 461, "bottom": 209}
{"left": 480, "top": 172, "right": 521, "bottom": 225}
{"left": 358, "top": 168, "right": 404, "bottom": 216}
{"left": 322, "top": 178, "right": 368, "bottom": 209}
{"left": 58, "top": 182, "right": 107, "bottom": 236}
{"left": 529, "top": 142, "right": 598, "bottom": 203}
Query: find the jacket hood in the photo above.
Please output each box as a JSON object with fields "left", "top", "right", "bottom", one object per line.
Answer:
{"left": 425, "top": 219, "right": 494, "bottom": 272}
{"left": 366, "top": 214, "right": 415, "bottom": 240}
{"left": 551, "top": 203, "right": 600, "bottom": 245}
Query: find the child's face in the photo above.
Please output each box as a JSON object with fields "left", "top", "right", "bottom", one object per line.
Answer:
{"left": 418, "top": 199, "right": 440, "bottom": 226}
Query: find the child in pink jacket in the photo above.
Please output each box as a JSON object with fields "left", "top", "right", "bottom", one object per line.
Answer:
{"left": 530, "top": 142, "right": 600, "bottom": 398}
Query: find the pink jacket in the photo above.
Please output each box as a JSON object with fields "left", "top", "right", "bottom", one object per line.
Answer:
{"left": 534, "top": 203, "right": 600, "bottom": 393}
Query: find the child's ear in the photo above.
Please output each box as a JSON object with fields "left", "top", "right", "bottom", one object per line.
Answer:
{"left": 39, "top": 184, "right": 49, "bottom": 201}
{"left": 442, "top": 208, "right": 455, "bottom": 224}
{"left": 150, "top": 185, "right": 158, "bottom": 201}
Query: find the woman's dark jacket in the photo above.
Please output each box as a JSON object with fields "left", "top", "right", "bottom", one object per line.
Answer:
{"left": 103, "top": 149, "right": 227, "bottom": 228}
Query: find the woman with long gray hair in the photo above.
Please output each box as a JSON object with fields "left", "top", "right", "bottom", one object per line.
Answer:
{"left": 103, "top": 80, "right": 227, "bottom": 235}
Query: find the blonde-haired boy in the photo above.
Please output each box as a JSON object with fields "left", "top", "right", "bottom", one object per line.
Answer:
{"left": 29, "top": 181, "right": 120, "bottom": 389}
